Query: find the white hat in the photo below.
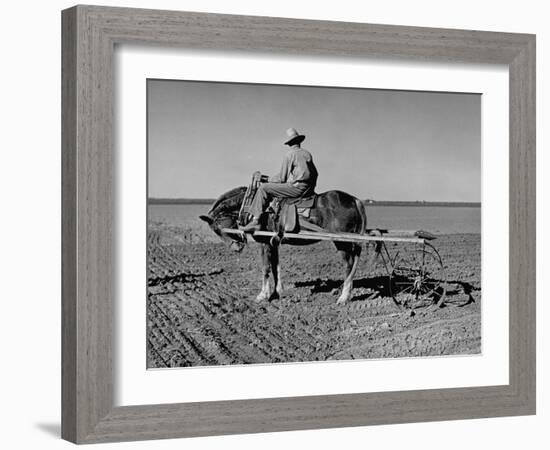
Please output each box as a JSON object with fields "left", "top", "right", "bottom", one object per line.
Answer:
{"left": 284, "top": 127, "right": 306, "bottom": 145}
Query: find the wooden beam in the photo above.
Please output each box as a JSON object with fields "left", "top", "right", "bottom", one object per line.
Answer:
{"left": 220, "top": 228, "right": 426, "bottom": 244}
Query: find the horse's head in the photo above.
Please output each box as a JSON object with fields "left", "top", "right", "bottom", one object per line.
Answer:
{"left": 199, "top": 186, "right": 247, "bottom": 252}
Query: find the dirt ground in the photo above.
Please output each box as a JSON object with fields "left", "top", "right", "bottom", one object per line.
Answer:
{"left": 147, "top": 226, "right": 481, "bottom": 368}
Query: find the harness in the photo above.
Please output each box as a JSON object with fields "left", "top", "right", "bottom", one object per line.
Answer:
{"left": 269, "top": 195, "right": 317, "bottom": 232}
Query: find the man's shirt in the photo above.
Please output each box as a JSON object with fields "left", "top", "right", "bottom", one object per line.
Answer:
{"left": 270, "top": 146, "right": 318, "bottom": 188}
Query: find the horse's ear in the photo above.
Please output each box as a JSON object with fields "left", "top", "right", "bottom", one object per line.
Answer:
{"left": 199, "top": 214, "right": 214, "bottom": 225}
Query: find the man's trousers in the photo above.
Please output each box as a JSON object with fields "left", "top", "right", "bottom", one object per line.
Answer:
{"left": 249, "top": 182, "right": 310, "bottom": 219}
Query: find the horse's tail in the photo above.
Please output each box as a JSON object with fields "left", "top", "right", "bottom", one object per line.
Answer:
{"left": 356, "top": 198, "right": 384, "bottom": 258}
{"left": 355, "top": 198, "right": 381, "bottom": 257}
{"left": 354, "top": 198, "right": 367, "bottom": 235}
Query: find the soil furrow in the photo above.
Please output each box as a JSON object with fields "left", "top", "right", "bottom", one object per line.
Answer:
{"left": 147, "top": 232, "right": 482, "bottom": 367}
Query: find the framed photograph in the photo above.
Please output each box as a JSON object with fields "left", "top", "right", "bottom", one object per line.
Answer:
{"left": 62, "top": 5, "right": 536, "bottom": 444}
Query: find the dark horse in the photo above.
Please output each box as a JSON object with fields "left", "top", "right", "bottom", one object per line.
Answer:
{"left": 199, "top": 187, "right": 367, "bottom": 304}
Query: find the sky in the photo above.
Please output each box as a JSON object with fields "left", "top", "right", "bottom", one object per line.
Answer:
{"left": 148, "top": 79, "right": 481, "bottom": 202}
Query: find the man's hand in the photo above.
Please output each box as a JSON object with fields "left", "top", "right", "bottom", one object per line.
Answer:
{"left": 252, "top": 171, "right": 262, "bottom": 189}
{"left": 252, "top": 171, "right": 270, "bottom": 189}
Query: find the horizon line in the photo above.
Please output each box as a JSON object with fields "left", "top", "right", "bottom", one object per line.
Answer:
{"left": 148, "top": 197, "right": 481, "bottom": 207}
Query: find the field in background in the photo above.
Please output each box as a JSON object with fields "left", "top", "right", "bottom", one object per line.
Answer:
{"left": 149, "top": 203, "right": 481, "bottom": 244}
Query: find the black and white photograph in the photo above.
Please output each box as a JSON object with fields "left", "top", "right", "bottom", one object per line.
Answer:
{"left": 146, "top": 79, "right": 482, "bottom": 368}
{"left": 147, "top": 79, "right": 481, "bottom": 368}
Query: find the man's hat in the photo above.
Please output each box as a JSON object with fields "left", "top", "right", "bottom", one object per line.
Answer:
{"left": 284, "top": 127, "right": 306, "bottom": 146}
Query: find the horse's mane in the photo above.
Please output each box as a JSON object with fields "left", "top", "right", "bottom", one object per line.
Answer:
{"left": 208, "top": 186, "right": 247, "bottom": 218}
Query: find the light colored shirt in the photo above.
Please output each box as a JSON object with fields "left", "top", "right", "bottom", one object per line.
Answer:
{"left": 269, "top": 146, "right": 318, "bottom": 187}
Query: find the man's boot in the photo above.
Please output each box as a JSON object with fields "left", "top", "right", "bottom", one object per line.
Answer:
{"left": 240, "top": 217, "right": 261, "bottom": 233}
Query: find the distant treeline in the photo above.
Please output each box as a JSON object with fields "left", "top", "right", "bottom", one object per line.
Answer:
{"left": 149, "top": 198, "right": 481, "bottom": 207}
{"left": 149, "top": 198, "right": 215, "bottom": 205}
{"left": 365, "top": 200, "right": 481, "bottom": 207}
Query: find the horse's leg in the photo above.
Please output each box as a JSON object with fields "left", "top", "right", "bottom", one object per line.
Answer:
{"left": 270, "top": 243, "right": 283, "bottom": 299}
{"left": 335, "top": 242, "right": 362, "bottom": 304}
{"left": 256, "top": 244, "right": 272, "bottom": 302}
{"left": 276, "top": 264, "right": 283, "bottom": 296}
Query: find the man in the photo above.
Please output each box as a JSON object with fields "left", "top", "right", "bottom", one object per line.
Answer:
{"left": 241, "top": 128, "right": 318, "bottom": 233}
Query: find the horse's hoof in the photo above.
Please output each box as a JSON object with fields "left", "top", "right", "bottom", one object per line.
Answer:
{"left": 269, "top": 291, "right": 280, "bottom": 301}
{"left": 255, "top": 293, "right": 269, "bottom": 303}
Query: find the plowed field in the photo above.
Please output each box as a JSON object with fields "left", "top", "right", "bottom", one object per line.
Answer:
{"left": 147, "top": 223, "right": 481, "bottom": 368}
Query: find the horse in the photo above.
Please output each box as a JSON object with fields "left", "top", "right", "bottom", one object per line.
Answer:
{"left": 199, "top": 186, "right": 368, "bottom": 304}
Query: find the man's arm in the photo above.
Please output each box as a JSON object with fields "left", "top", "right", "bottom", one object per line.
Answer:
{"left": 268, "top": 151, "right": 292, "bottom": 183}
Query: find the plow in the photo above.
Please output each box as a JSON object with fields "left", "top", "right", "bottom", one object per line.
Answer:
{"left": 221, "top": 226, "right": 447, "bottom": 309}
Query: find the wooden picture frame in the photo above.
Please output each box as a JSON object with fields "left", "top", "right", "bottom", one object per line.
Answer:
{"left": 61, "top": 5, "right": 536, "bottom": 444}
